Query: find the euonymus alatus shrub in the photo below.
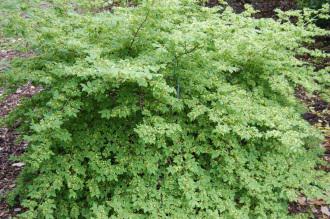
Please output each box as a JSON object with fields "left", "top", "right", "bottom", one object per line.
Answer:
{"left": 1, "top": 0, "right": 330, "bottom": 218}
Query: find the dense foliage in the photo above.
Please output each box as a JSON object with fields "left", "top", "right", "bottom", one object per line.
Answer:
{"left": 1, "top": 0, "right": 330, "bottom": 218}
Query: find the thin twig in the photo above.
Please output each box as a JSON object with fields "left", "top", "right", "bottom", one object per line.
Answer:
{"left": 128, "top": 10, "right": 151, "bottom": 53}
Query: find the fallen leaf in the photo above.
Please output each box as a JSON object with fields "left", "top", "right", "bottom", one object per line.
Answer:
{"left": 12, "top": 162, "right": 25, "bottom": 167}
{"left": 321, "top": 206, "right": 330, "bottom": 216}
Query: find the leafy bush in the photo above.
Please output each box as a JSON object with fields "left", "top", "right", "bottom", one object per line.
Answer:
{"left": 1, "top": 0, "right": 330, "bottom": 218}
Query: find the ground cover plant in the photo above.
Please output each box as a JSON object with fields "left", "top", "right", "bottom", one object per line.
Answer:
{"left": 1, "top": 0, "right": 330, "bottom": 218}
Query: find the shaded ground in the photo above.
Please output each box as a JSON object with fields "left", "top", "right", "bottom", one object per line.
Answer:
{"left": 0, "top": 128, "right": 27, "bottom": 218}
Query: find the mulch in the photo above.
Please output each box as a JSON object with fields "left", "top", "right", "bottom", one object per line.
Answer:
{"left": 0, "top": 128, "right": 27, "bottom": 218}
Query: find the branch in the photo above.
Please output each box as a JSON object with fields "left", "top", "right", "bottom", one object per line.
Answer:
{"left": 128, "top": 10, "right": 151, "bottom": 52}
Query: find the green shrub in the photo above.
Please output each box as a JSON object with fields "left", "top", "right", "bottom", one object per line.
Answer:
{"left": 1, "top": 1, "right": 330, "bottom": 218}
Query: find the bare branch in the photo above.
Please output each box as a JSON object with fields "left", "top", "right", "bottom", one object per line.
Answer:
{"left": 128, "top": 10, "right": 151, "bottom": 53}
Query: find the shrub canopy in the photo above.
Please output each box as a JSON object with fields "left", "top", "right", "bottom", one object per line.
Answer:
{"left": 1, "top": 0, "right": 330, "bottom": 218}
